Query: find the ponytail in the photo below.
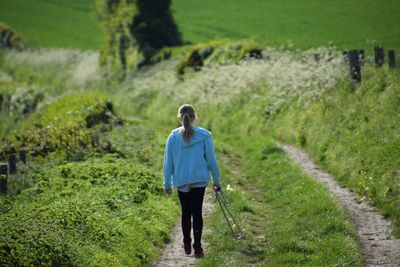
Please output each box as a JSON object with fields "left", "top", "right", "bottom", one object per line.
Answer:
{"left": 182, "top": 113, "right": 194, "bottom": 143}
{"left": 178, "top": 104, "right": 196, "bottom": 143}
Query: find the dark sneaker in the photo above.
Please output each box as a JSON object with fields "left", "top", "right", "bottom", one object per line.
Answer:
{"left": 182, "top": 240, "right": 191, "bottom": 255}
{"left": 194, "top": 247, "right": 204, "bottom": 258}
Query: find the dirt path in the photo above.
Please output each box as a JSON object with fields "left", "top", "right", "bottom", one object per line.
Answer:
{"left": 153, "top": 190, "right": 215, "bottom": 267}
{"left": 282, "top": 144, "right": 400, "bottom": 267}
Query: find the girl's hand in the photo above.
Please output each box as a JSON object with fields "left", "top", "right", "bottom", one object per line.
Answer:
{"left": 164, "top": 188, "right": 172, "bottom": 196}
{"left": 213, "top": 183, "right": 221, "bottom": 192}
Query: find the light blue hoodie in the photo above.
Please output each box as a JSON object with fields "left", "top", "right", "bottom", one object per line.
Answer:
{"left": 163, "top": 126, "right": 220, "bottom": 189}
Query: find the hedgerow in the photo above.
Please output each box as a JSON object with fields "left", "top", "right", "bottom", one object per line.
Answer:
{"left": 0, "top": 155, "right": 178, "bottom": 266}
{"left": 0, "top": 88, "right": 179, "bottom": 266}
{"left": 177, "top": 40, "right": 262, "bottom": 74}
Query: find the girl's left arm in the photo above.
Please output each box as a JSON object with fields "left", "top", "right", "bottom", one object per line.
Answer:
{"left": 163, "top": 135, "right": 174, "bottom": 189}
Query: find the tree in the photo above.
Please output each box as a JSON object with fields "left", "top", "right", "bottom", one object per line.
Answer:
{"left": 96, "top": 0, "right": 182, "bottom": 78}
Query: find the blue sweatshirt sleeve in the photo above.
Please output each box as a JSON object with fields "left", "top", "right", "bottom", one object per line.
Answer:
{"left": 163, "top": 135, "right": 174, "bottom": 189}
{"left": 204, "top": 136, "right": 221, "bottom": 184}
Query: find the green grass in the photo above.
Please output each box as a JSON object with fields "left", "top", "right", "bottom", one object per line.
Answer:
{"left": 266, "top": 65, "right": 400, "bottom": 236}
{"left": 198, "top": 136, "right": 362, "bottom": 266}
{"left": 2, "top": 45, "right": 395, "bottom": 265}
{"left": 0, "top": 89, "right": 180, "bottom": 266}
{"left": 112, "top": 86, "right": 363, "bottom": 266}
{"left": 173, "top": 0, "right": 400, "bottom": 49}
{"left": 1, "top": 0, "right": 400, "bottom": 50}
{"left": 0, "top": 0, "right": 101, "bottom": 50}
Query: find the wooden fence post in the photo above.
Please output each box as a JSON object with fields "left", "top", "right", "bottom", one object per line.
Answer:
{"left": 348, "top": 50, "right": 361, "bottom": 82}
{"left": 8, "top": 154, "right": 16, "bottom": 174}
{"left": 342, "top": 51, "right": 348, "bottom": 64}
{"left": 91, "top": 134, "right": 99, "bottom": 148}
{"left": 374, "top": 46, "right": 384, "bottom": 68}
{"left": 0, "top": 164, "right": 7, "bottom": 194}
{"left": 388, "top": 50, "right": 396, "bottom": 69}
{"left": 358, "top": 49, "right": 365, "bottom": 66}
{"left": 19, "top": 149, "right": 26, "bottom": 164}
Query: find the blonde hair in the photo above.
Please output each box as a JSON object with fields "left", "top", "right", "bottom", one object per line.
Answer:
{"left": 177, "top": 104, "right": 196, "bottom": 143}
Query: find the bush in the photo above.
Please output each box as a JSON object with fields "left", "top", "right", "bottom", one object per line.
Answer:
{"left": 9, "top": 87, "right": 44, "bottom": 115}
{"left": 0, "top": 22, "right": 23, "bottom": 50}
{"left": 0, "top": 94, "right": 121, "bottom": 161}
{"left": 177, "top": 40, "right": 262, "bottom": 74}
{"left": 0, "top": 150, "right": 178, "bottom": 266}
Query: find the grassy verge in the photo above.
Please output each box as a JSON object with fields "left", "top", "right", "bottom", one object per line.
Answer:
{"left": 0, "top": 91, "right": 180, "bottom": 266}
{"left": 266, "top": 66, "right": 400, "bottom": 236}
{"left": 195, "top": 132, "right": 362, "bottom": 266}
{"left": 114, "top": 86, "right": 363, "bottom": 265}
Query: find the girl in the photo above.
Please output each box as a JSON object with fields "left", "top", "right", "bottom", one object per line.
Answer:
{"left": 163, "top": 104, "right": 221, "bottom": 258}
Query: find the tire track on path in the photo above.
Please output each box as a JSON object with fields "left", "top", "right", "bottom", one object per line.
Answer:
{"left": 153, "top": 190, "right": 214, "bottom": 267}
{"left": 282, "top": 144, "right": 400, "bottom": 267}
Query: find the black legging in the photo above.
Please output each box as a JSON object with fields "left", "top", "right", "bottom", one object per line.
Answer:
{"left": 178, "top": 187, "right": 206, "bottom": 249}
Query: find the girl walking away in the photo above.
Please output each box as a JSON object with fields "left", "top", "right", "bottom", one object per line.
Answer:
{"left": 163, "top": 104, "right": 221, "bottom": 258}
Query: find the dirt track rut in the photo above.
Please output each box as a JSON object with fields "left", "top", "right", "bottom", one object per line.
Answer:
{"left": 153, "top": 191, "right": 214, "bottom": 267}
{"left": 283, "top": 144, "right": 400, "bottom": 267}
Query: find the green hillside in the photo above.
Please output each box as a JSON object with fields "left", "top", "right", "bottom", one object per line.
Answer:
{"left": 172, "top": 0, "right": 400, "bottom": 49}
{"left": 0, "top": 0, "right": 101, "bottom": 50}
{"left": 1, "top": 0, "right": 400, "bottom": 50}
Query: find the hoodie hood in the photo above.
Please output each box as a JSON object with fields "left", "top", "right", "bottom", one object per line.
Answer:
{"left": 171, "top": 126, "right": 211, "bottom": 147}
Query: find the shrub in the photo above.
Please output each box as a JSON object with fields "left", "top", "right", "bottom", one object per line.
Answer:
{"left": 0, "top": 22, "right": 23, "bottom": 50}
{"left": 96, "top": 0, "right": 182, "bottom": 77}
{"left": 177, "top": 40, "right": 263, "bottom": 74}
{"left": 0, "top": 153, "right": 177, "bottom": 266}
{"left": 9, "top": 87, "right": 44, "bottom": 115}
{"left": 0, "top": 94, "right": 121, "bottom": 161}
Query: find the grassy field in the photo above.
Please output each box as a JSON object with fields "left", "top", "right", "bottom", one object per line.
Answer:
{"left": 0, "top": 0, "right": 101, "bottom": 50}
{"left": 173, "top": 0, "right": 400, "bottom": 49}
{"left": 1, "top": 0, "right": 400, "bottom": 50}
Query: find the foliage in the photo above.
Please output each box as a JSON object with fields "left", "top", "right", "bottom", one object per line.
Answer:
{"left": 129, "top": 47, "right": 346, "bottom": 109}
{"left": 0, "top": 40, "right": 397, "bottom": 265}
{"left": 0, "top": 22, "right": 23, "bottom": 50}
{"left": 96, "top": 0, "right": 181, "bottom": 77}
{"left": 266, "top": 66, "right": 400, "bottom": 235}
{"left": 117, "top": 82, "right": 363, "bottom": 266}
{"left": 177, "top": 40, "right": 262, "bottom": 74}
{"left": 0, "top": 93, "right": 120, "bottom": 162}
{"left": 0, "top": 155, "right": 179, "bottom": 266}
{"left": 8, "top": 87, "right": 44, "bottom": 115}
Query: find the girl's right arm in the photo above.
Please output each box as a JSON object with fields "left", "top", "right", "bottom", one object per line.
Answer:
{"left": 204, "top": 136, "right": 221, "bottom": 185}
